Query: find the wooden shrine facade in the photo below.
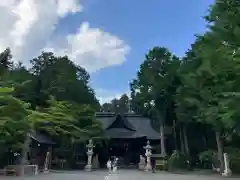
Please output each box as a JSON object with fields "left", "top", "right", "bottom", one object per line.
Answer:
{"left": 94, "top": 112, "right": 164, "bottom": 168}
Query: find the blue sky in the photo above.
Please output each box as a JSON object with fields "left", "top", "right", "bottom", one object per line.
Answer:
{"left": 84, "top": 0, "right": 214, "bottom": 103}
{"left": 0, "top": 0, "right": 214, "bottom": 104}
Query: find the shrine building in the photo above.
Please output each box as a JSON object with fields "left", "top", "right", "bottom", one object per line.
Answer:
{"left": 94, "top": 112, "right": 171, "bottom": 168}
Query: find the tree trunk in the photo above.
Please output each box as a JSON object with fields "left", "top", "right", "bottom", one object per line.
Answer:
{"left": 160, "top": 121, "right": 166, "bottom": 157}
{"left": 180, "top": 126, "right": 185, "bottom": 154}
{"left": 202, "top": 135, "right": 207, "bottom": 149}
{"left": 20, "top": 133, "right": 31, "bottom": 176}
{"left": 215, "top": 131, "right": 224, "bottom": 173}
{"left": 173, "top": 119, "right": 178, "bottom": 150}
{"left": 183, "top": 125, "right": 189, "bottom": 157}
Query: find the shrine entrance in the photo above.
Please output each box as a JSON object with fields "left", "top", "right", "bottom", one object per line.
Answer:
{"left": 107, "top": 138, "right": 146, "bottom": 168}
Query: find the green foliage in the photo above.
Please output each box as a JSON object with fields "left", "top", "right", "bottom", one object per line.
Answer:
{"left": 199, "top": 147, "right": 240, "bottom": 173}
{"left": 130, "top": 47, "right": 180, "bottom": 126}
{"left": 0, "top": 87, "right": 14, "bottom": 94}
{"left": 173, "top": 0, "right": 240, "bottom": 171}
{"left": 28, "top": 97, "right": 103, "bottom": 143}
{"left": 1, "top": 0, "right": 240, "bottom": 170}
{"left": 168, "top": 150, "right": 188, "bottom": 171}
{"left": 198, "top": 149, "right": 218, "bottom": 170}
{"left": 101, "top": 93, "right": 130, "bottom": 113}
{"left": 224, "top": 147, "right": 240, "bottom": 173}
{"left": 129, "top": 0, "right": 240, "bottom": 172}
{"left": 0, "top": 49, "right": 103, "bottom": 160}
{"left": 198, "top": 149, "right": 217, "bottom": 163}
{"left": 0, "top": 87, "right": 32, "bottom": 152}
{"left": 205, "top": 0, "right": 240, "bottom": 51}
{"left": 27, "top": 52, "right": 100, "bottom": 109}
{"left": 0, "top": 48, "right": 12, "bottom": 77}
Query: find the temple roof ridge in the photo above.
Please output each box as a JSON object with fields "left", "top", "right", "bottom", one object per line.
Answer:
{"left": 95, "top": 112, "right": 160, "bottom": 140}
{"left": 95, "top": 112, "right": 142, "bottom": 117}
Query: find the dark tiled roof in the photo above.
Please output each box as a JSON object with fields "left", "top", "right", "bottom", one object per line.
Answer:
{"left": 104, "top": 128, "right": 144, "bottom": 139}
{"left": 127, "top": 117, "right": 160, "bottom": 140}
{"left": 107, "top": 115, "right": 136, "bottom": 131}
{"left": 96, "top": 112, "right": 160, "bottom": 140}
{"left": 30, "top": 132, "right": 55, "bottom": 145}
{"left": 97, "top": 116, "right": 115, "bottom": 129}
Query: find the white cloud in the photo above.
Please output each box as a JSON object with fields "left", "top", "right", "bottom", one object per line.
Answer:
{"left": 95, "top": 89, "right": 130, "bottom": 104}
{"left": 57, "top": 0, "right": 83, "bottom": 17}
{"left": 45, "top": 22, "right": 130, "bottom": 72}
{"left": 0, "top": 0, "right": 130, "bottom": 73}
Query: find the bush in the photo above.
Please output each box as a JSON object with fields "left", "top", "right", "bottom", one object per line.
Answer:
{"left": 198, "top": 149, "right": 218, "bottom": 169}
{"left": 168, "top": 150, "right": 188, "bottom": 171}
{"left": 198, "top": 147, "right": 240, "bottom": 174}
{"left": 224, "top": 147, "right": 240, "bottom": 156}
{"left": 199, "top": 150, "right": 216, "bottom": 163}
{"left": 229, "top": 156, "right": 240, "bottom": 174}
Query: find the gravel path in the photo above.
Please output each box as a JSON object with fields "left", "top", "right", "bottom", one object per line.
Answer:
{"left": 0, "top": 170, "right": 239, "bottom": 180}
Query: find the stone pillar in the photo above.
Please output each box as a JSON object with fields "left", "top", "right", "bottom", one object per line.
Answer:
{"left": 47, "top": 146, "right": 53, "bottom": 169}
{"left": 92, "top": 154, "right": 100, "bottom": 169}
{"left": 222, "top": 153, "right": 231, "bottom": 176}
{"left": 85, "top": 139, "right": 95, "bottom": 172}
{"left": 138, "top": 155, "right": 145, "bottom": 170}
{"left": 144, "top": 140, "right": 152, "bottom": 171}
{"left": 43, "top": 152, "right": 50, "bottom": 173}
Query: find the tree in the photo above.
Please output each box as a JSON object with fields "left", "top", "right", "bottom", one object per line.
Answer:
{"left": 205, "top": 0, "right": 240, "bottom": 53}
{"left": 118, "top": 94, "right": 130, "bottom": 113}
{"left": 101, "top": 102, "right": 112, "bottom": 112}
{"left": 101, "top": 94, "right": 130, "bottom": 113}
{"left": 178, "top": 32, "right": 240, "bottom": 172}
{"left": 130, "top": 47, "right": 180, "bottom": 156}
{"left": 173, "top": 0, "right": 240, "bottom": 171}
{"left": 0, "top": 48, "right": 12, "bottom": 78}
{"left": 174, "top": 40, "right": 208, "bottom": 156}
{"left": 28, "top": 97, "right": 103, "bottom": 144}
{"left": 0, "top": 87, "right": 31, "bottom": 152}
{"left": 18, "top": 52, "right": 101, "bottom": 109}
{"left": 0, "top": 50, "right": 103, "bottom": 166}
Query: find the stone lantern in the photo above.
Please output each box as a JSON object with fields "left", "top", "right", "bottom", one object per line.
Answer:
{"left": 85, "top": 139, "right": 95, "bottom": 172}
{"left": 143, "top": 140, "right": 152, "bottom": 171}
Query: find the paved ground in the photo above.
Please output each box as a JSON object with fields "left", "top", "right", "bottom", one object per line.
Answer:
{"left": 0, "top": 170, "right": 239, "bottom": 180}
